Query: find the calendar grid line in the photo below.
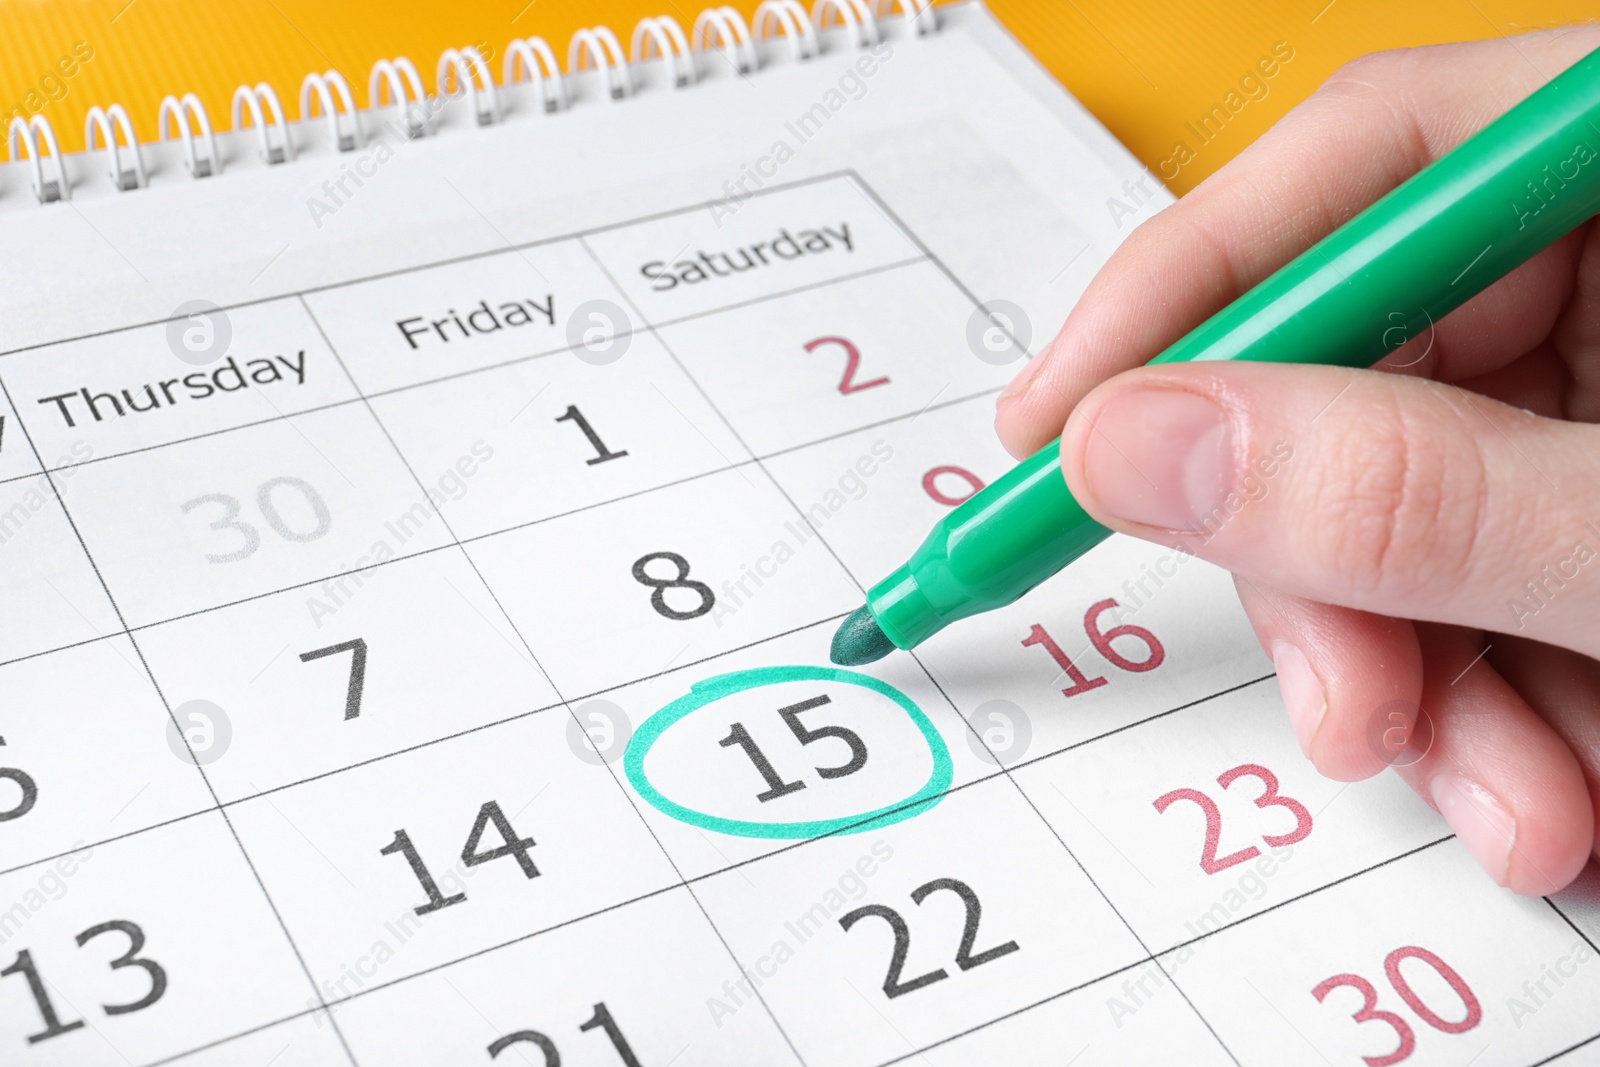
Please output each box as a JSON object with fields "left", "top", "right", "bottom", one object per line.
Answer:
{"left": 13, "top": 364, "right": 992, "bottom": 502}
{"left": 728, "top": 279, "right": 1226, "bottom": 984}
{"left": 564, "top": 236, "right": 843, "bottom": 1067}
{"left": 0, "top": 375, "right": 364, "bottom": 1066}
{"left": 1000, "top": 672, "right": 1279, "bottom": 775}
{"left": 1157, "top": 834, "right": 1456, "bottom": 960}
{"left": 843, "top": 171, "right": 1038, "bottom": 359}
{"left": 870, "top": 834, "right": 1486, "bottom": 1067}
{"left": 922, "top": 673, "right": 1244, "bottom": 1065}
{"left": 0, "top": 638, "right": 1343, "bottom": 946}
{"left": 154, "top": 763, "right": 1460, "bottom": 1067}
{"left": 572, "top": 211, "right": 1200, "bottom": 1067}
{"left": 1541, "top": 897, "right": 1600, "bottom": 956}
{"left": 1527, "top": 1030, "right": 1600, "bottom": 1066}
{"left": 0, "top": 373, "right": 1006, "bottom": 676}
{"left": 866, "top": 952, "right": 1181, "bottom": 1067}
{"left": 134, "top": 880, "right": 696, "bottom": 1067}
{"left": 5, "top": 168, "right": 1580, "bottom": 1066}
{"left": 4, "top": 254, "right": 929, "bottom": 489}
{"left": 0, "top": 169, "right": 868, "bottom": 360}
{"left": 907, "top": 656, "right": 1245, "bottom": 1067}
{"left": 21, "top": 663, "right": 1463, "bottom": 1066}
{"left": 299, "top": 292, "right": 814, "bottom": 1067}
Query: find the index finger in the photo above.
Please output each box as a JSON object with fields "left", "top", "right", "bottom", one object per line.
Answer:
{"left": 994, "top": 28, "right": 1600, "bottom": 459}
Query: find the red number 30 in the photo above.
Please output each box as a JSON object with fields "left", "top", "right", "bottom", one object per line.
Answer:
{"left": 1313, "top": 946, "right": 1481, "bottom": 1066}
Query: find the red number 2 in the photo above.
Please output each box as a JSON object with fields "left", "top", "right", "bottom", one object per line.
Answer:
{"left": 805, "top": 336, "right": 889, "bottom": 394}
{"left": 1313, "top": 946, "right": 1481, "bottom": 1065}
{"left": 1153, "top": 762, "right": 1313, "bottom": 874}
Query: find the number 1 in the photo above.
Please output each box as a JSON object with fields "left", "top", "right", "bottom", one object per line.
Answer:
{"left": 579, "top": 1002, "right": 644, "bottom": 1067}
{"left": 556, "top": 405, "right": 629, "bottom": 465}
{"left": 719, "top": 723, "right": 806, "bottom": 802}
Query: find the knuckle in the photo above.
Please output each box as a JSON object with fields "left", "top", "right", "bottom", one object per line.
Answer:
{"left": 1307, "top": 386, "right": 1490, "bottom": 600}
{"left": 1319, "top": 47, "right": 1413, "bottom": 97}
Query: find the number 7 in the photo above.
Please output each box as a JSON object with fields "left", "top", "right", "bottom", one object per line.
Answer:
{"left": 299, "top": 638, "right": 368, "bottom": 720}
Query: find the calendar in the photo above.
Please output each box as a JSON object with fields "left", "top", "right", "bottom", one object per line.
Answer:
{"left": 0, "top": 4, "right": 1597, "bottom": 1064}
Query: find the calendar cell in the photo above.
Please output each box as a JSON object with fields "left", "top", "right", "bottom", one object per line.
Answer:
{"left": 0, "top": 814, "right": 318, "bottom": 1065}
{"left": 467, "top": 466, "right": 861, "bottom": 697}
{"left": 135, "top": 550, "right": 561, "bottom": 803}
{"left": 914, "top": 964, "right": 1234, "bottom": 1067}
{"left": 4, "top": 298, "right": 357, "bottom": 467}
{"left": 761, "top": 393, "right": 1018, "bottom": 582}
{"left": 367, "top": 332, "right": 749, "bottom": 540}
{"left": 1014, "top": 680, "right": 1447, "bottom": 951}
{"left": 59, "top": 406, "right": 453, "bottom": 627}
{"left": 0, "top": 639, "right": 215, "bottom": 875}
{"left": 0, "top": 474, "right": 122, "bottom": 664}
{"left": 610, "top": 620, "right": 995, "bottom": 879}
{"left": 584, "top": 174, "right": 923, "bottom": 323}
{"left": 693, "top": 776, "right": 1147, "bottom": 1067}
{"left": 303, "top": 239, "right": 631, "bottom": 396}
{"left": 1170, "top": 843, "right": 1600, "bottom": 1067}
{"left": 224, "top": 708, "right": 678, "bottom": 991}
{"left": 915, "top": 532, "right": 1271, "bottom": 767}
{"left": 332, "top": 888, "right": 799, "bottom": 1065}
{"left": 656, "top": 261, "right": 1015, "bottom": 456}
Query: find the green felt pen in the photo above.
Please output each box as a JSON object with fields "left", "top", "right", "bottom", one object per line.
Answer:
{"left": 831, "top": 44, "right": 1600, "bottom": 666}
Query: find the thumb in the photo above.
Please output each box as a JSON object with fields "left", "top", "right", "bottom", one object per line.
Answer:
{"left": 1059, "top": 363, "right": 1600, "bottom": 656}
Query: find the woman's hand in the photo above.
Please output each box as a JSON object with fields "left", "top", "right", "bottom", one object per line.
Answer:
{"left": 996, "top": 28, "right": 1600, "bottom": 895}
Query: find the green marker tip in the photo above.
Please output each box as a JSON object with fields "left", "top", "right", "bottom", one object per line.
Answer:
{"left": 830, "top": 605, "right": 897, "bottom": 666}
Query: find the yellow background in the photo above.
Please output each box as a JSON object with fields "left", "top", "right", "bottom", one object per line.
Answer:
{"left": 1, "top": 0, "right": 1594, "bottom": 194}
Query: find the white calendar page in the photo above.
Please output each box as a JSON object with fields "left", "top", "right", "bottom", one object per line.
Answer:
{"left": 0, "top": 5, "right": 1597, "bottom": 1065}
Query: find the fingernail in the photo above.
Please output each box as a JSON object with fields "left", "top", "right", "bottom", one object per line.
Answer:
{"left": 998, "top": 354, "right": 1044, "bottom": 403}
{"left": 1082, "top": 386, "right": 1233, "bottom": 530}
{"left": 1428, "top": 772, "right": 1516, "bottom": 886}
{"left": 1271, "top": 640, "right": 1325, "bottom": 757}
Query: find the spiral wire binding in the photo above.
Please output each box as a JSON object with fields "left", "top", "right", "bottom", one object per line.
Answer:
{"left": 369, "top": 56, "right": 431, "bottom": 138}
{"left": 158, "top": 92, "right": 222, "bottom": 179}
{"left": 569, "top": 26, "right": 633, "bottom": 101}
{"left": 84, "top": 104, "right": 146, "bottom": 191}
{"left": 693, "top": 7, "right": 759, "bottom": 74}
{"left": 3, "top": 2, "right": 935, "bottom": 205}
{"left": 812, "top": 0, "right": 880, "bottom": 48}
{"left": 301, "top": 70, "right": 363, "bottom": 151}
{"left": 8, "top": 114, "right": 69, "bottom": 202}
{"left": 232, "top": 83, "right": 296, "bottom": 164}
{"left": 752, "top": 0, "right": 820, "bottom": 61}
{"left": 437, "top": 47, "right": 502, "bottom": 126}
{"left": 632, "top": 16, "right": 697, "bottom": 88}
{"left": 503, "top": 37, "right": 567, "bottom": 113}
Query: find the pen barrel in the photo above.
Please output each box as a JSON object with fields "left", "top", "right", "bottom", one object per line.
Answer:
{"left": 1152, "top": 45, "right": 1600, "bottom": 370}
{"left": 866, "top": 46, "right": 1600, "bottom": 652}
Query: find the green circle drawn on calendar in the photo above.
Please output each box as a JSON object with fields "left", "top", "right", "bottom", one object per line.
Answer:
{"left": 624, "top": 665, "right": 953, "bottom": 839}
